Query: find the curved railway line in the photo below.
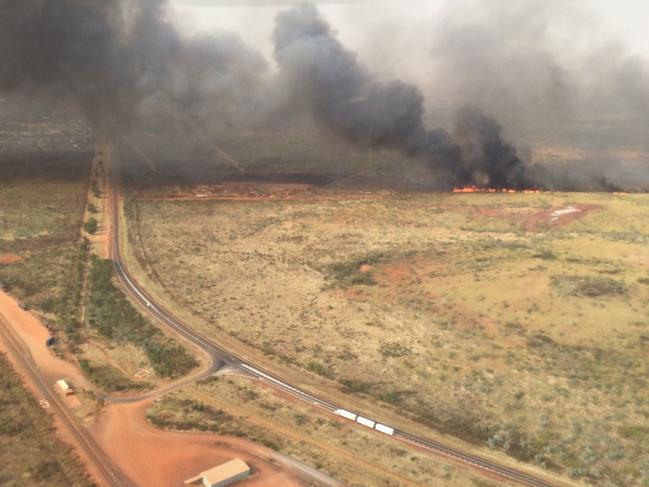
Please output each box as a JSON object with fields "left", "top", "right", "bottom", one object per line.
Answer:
{"left": 109, "top": 165, "right": 560, "bottom": 487}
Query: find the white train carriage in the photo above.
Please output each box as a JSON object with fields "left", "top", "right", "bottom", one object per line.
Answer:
{"left": 356, "top": 416, "right": 376, "bottom": 429}
{"left": 334, "top": 409, "right": 357, "bottom": 421}
{"left": 374, "top": 423, "right": 395, "bottom": 436}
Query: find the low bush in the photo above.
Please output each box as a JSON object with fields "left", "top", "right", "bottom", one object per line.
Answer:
{"left": 379, "top": 342, "right": 413, "bottom": 358}
{"left": 83, "top": 218, "right": 98, "bottom": 235}
{"left": 551, "top": 275, "right": 626, "bottom": 298}
{"left": 78, "top": 359, "right": 146, "bottom": 392}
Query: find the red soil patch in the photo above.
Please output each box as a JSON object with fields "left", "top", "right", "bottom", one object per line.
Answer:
{"left": 344, "top": 256, "right": 430, "bottom": 303}
{"left": 374, "top": 261, "right": 418, "bottom": 285}
{"left": 0, "top": 253, "right": 22, "bottom": 264}
{"left": 526, "top": 203, "right": 602, "bottom": 231}
{"left": 470, "top": 203, "right": 602, "bottom": 231}
{"left": 344, "top": 287, "right": 366, "bottom": 301}
{"left": 92, "top": 400, "right": 309, "bottom": 487}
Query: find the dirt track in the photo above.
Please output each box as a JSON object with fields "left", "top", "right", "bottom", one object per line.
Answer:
{"left": 92, "top": 400, "right": 308, "bottom": 487}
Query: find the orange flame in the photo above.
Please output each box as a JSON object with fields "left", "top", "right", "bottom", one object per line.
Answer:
{"left": 453, "top": 186, "right": 543, "bottom": 194}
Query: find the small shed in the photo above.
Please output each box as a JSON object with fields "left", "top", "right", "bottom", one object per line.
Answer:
{"left": 185, "top": 459, "right": 250, "bottom": 487}
{"left": 56, "top": 379, "right": 73, "bottom": 395}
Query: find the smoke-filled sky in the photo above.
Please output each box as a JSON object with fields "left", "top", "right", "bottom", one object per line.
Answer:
{"left": 171, "top": 0, "right": 649, "bottom": 124}
{"left": 172, "top": 0, "right": 649, "bottom": 60}
{"left": 1, "top": 0, "right": 648, "bottom": 190}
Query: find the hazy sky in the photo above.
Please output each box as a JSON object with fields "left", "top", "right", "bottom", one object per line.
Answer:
{"left": 170, "top": 0, "right": 649, "bottom": 60}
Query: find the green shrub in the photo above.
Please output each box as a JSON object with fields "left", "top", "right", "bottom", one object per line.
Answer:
{"left": 306, "top": 361, "right": 333, "bottom": 378}
{"left": 91, "top": 180, "right": 101, "bottom": 198}
{"left": 327, "top": 259, "right": 377, "bottom": 287}
{"left": 86, "top": 258, "right": 197, "bottom": 378}
{"left": 379, "top": 342, "right": 413, "bottom": 358}
{"left": 79, "top": 359, "right": 145, "bottom": 392}
{"left": 551, "top": 275, "right": 626, "bottom": 297}
{"left": 83, "top": 218, "right": 98, "bottom": 235}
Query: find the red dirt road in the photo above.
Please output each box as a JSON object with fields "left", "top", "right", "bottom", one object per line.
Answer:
{"left": 91, "top": 400, "right": 308, "bottom": 487}
{"left": 0, "top": 291, "right": 91, "bottom": 389}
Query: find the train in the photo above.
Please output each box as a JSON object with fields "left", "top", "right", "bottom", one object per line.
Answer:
{"left": 239, "top": 363, "right": 396, "bottom": 437}
{"left": 335, "top": 408, "right": 395, "bottom": 436}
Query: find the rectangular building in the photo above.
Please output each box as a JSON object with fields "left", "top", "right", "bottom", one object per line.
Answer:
{"left": 201, "top": 459, "right": 250, "bottom": 487}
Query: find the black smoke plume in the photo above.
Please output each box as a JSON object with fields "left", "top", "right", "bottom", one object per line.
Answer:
{"left": 272, "top": 4, "right": 531, "bottom": 189}
{"left": 0, "top": 0, "right": 531, "bottom": 188}
{"left": 0, "top": 0, "right": 265, "bottom": 139}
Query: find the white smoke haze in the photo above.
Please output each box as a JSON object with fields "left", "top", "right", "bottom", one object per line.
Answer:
{"left": 1, "top": 0, "right": 649, "bottom": 190}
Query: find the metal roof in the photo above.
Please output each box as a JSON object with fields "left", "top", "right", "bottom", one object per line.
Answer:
{"left": 202, "top": 459, "right": 250, "bottom": 485}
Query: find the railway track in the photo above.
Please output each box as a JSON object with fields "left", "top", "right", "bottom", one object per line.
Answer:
{"left": 0, "top": 313, "right": 135, "bottom": 487}
{"left": 109, "top": 167, "right": 559, "bottom": 487}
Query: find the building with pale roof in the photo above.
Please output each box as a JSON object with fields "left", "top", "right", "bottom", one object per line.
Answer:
{"left": 184, "top": 459, "right": 251, "bottom": 487}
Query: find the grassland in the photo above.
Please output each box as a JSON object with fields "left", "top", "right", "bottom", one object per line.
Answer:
{"left": 0, "top": 149, "right": 90, "bottom": 336}
{"left": 0, "top": 353, "right": 92, "bottom": 486}
{"left": 128, "top": 189, "right": 649, "bottom": 486}
{"left": 147, "top": 375, "right": 496, "bottom": 487}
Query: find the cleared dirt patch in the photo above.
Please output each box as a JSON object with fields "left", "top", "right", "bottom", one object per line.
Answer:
{"left": 0, "top": 252, "right": 22, "bottom": 264}
{"left": 526, "top": 203, "right": 602, "bottom": 231}
{"left": 92, "top": 400, "right": 311, "bottom": 487}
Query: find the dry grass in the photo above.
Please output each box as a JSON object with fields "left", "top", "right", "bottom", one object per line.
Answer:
{"left": 129, "top": 189, "right": 649, "bottom": 486}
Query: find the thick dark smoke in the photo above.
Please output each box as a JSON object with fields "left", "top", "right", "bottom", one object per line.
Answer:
{"left": 0, "top": 0, "right": 540, "bottom": 189}
{"left": 272, "top": 4, "right": 531, "bottom": 188}
{"left": 0, "top": 0, "right": 265, "bottom": 139}
{"left": 0, "top": 0, "right": 144, "bottom": 136}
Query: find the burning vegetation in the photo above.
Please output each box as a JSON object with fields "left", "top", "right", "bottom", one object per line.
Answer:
{"left": 453, "top": 186, "right": 544, "bottom": 194}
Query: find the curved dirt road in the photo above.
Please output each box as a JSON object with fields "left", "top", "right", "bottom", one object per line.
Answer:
{"left": 91, "top": 399, "right": 312, "bottom": 487}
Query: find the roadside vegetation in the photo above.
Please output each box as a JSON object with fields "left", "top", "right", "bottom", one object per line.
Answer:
{"left": 0, "top": 353, "right": 92, "bottom": 486}
{"left": 130, "top": 189, "right": 649, "bottom": 486}
{"left": 79, "top": 358, "right": 149, "bottom": 392}
{"left": 83, "top": 217, "right": 98, "bottom": 235}
{"left": 86, "top": 257, "right": 197, "bottom": 378}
